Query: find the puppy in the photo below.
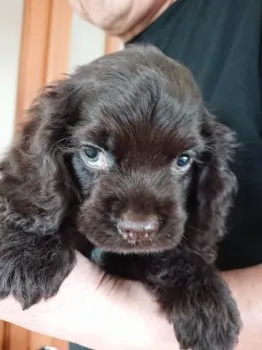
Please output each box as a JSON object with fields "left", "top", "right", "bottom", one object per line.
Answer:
{"left": 0, "top": 45, "right": 241, "bottom": 349}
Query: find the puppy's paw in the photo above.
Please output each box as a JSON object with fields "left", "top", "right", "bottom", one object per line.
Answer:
{"left": 172, "top": 278, "right": 241, "bottom": 350}
{"left": 0, "top": 235, "right": 75, "bottom": 309}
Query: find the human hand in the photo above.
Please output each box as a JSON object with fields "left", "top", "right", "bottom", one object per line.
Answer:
{"left": 0, "top": 251, "right": 178, "bottom": 350}
{"left": 2, "top": 250, "right": 261, "bottom": 350}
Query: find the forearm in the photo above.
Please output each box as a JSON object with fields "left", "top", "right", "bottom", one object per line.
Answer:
{"left": 0, "top": 252, "right": 177, "bottom": 350}
{"left": 68, "top": 0, "right": 174, "bottom": 40}
{"left": 0, "top": 254, "right": 261, "bottom": 350}
{"left": 222, "top": 264, "right": 262, "bottom": 350}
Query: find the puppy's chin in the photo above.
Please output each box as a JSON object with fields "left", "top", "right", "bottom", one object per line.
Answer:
{"left": 79, "top": 226, "right": 185, "bottom": 255}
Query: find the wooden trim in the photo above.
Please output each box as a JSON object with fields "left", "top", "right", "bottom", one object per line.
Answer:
{"left": 7, "top": 325, "right": 28, "bottom": 350}
{"left": 29, "top": 331, "right": 68, "bottom": 350}
{"left": 29, "top": 333, "right": 54, "bottom": 349}
{"left": 0, "top": 323, "right": 69, "bottom": 350}
{"left": 0, "top": 321, "right": 4, "bottom": 349}
{"left": 105, "top": 34, "right": 122, "bottom": 54}
{"left": 1, "top": 322, "right": 9, "bottom": 350}
{"left": 16, "top": 0, "right": 52, "bottom": 124}
{"left": 45, "top": 0, "right": 73, "bottom": 83}
{"left": 16, "top": 0, "right": 73, "bottom": 124}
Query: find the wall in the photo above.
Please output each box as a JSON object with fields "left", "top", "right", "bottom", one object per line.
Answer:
{"left": 0, "top": 0, "right": 24, "bottom": 155}
{"left": 69, "top": 13, "right": 105, "bottom": 73}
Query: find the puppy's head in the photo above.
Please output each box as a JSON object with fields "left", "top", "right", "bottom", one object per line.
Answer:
{"left": 0, "top": 45, "right": 237, "bottom": 255}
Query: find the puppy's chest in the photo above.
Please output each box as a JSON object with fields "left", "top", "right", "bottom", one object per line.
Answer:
{"left": 89, "top": 248, "right": 128, "bottom": 278}
{"left": 88, "top": 247, "right": 145, "bottom": 281}
{"left": 74, "top": 235, "right": 150, "bottom": 280}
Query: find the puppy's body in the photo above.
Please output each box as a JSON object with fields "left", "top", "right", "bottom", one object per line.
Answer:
{"left": 0, "top": 45, "right": 241, "bottom": 349}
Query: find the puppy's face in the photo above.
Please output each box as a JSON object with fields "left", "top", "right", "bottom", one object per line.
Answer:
{"left": 0, "top": 45, "right": 236, "bottom": 262}
{"left": 68, "top": 47, "right": 205, "bottom": 253}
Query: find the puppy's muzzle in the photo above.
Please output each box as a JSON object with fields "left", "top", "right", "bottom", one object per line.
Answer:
{"left": 117, "top": 210, "right": 159, "bottom": 245}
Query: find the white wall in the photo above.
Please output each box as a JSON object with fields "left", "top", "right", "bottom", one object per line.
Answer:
{"left": 0, "top": 0, "right": 24, "bottom": 155}
{"left": 69, "top": 14, "right": 105, "bottom": 73}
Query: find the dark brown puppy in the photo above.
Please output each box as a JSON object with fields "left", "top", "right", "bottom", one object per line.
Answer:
{"left": 0, "top": 45, "right": 241, "bottom": 350}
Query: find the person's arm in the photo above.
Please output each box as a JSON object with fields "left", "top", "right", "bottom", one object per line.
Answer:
{"left": 0, "top": 251, "right": 261, "bottom": 350}
{"left": 68, "top": 0, "right": 175, "bottom": 41}
{"left": 1, "top": 252, "right": 178, "bottom": 350}
{"left": 223, "top": 265, "right": 262, "bottom": 350}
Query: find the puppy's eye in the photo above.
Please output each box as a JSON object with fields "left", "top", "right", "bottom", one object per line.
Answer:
{"left": 175, "top": 153, "right": 192, "bottom": 169}
{"left": 85, "top": 147, "right": 100, "bottom": 161}
{"left": 81, "top": 146, "right": 109, "bottom": 170}
{"left": 176, "top": 153, "right": 191, "bottom": 167}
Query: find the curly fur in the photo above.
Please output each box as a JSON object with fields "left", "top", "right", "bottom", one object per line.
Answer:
{"left": 0, "top": 45, "right": 241, "bottom": 349}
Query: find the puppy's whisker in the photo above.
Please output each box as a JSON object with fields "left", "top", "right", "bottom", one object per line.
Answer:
{"left": 185, "top": 224, "right": 207, "bottom": 235}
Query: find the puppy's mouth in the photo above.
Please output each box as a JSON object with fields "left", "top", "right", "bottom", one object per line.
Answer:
{"left": 116, "top": 212, "right": 161, "bottom": 247}
{"left": 119, "top": 229, "right": 155, "bottom": 246}
{"left": 117, "top": 229, "right": 160, "bottom": 251}
{"left": 87, "top": 232, "right": 182, "bottom": 254}
{"left": 84, "top": 222, "right": 185, "bottom": 255}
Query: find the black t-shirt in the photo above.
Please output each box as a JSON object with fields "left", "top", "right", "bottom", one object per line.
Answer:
{"left": 129, "top": 0, "right": 262, "bottom": 270}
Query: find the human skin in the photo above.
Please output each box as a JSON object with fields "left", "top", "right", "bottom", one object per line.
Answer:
{"left": 1, "top": 251, "right": 262, "bottom": 350}
{"left": 68, "top": 0, "right": 175, "bottom": 41}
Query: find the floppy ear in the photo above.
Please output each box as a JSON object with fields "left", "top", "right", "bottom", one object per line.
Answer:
{"left": 0, "top": 78, "right": 81, "bottom": 308}
{"left": 0, "top": 78, "right": 80, "bottom": 234}
{"left": 187, "top": 110, "right": 238, "bottom": 262}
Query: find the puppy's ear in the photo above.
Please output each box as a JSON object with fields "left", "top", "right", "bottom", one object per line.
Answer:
{"left": 188, "top": 109, "right": 237, "bottom": 261}
{"left": 0, "top": 78, "right": 80, "bottom": 235}
{"left": 0, "top": 78, "right": 83, "bottom": 308}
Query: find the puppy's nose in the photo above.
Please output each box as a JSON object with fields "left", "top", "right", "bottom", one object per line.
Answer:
{"left": 117, "top": 211, "right": 159, "bottom": 243}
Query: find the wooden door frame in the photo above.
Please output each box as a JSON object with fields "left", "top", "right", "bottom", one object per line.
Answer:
{"left": 105, "top": 34, "right": 122, "bottom": 54}
{"left": 16, "top": 0, "right": 73, "bottom": 126}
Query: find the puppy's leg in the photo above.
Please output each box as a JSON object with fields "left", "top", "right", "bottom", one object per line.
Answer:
{"left": 0, "top": 229, "right": 75, "bottom": 309}
{"left": 143, "top": 251, "right": 241, "bottom": 350}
